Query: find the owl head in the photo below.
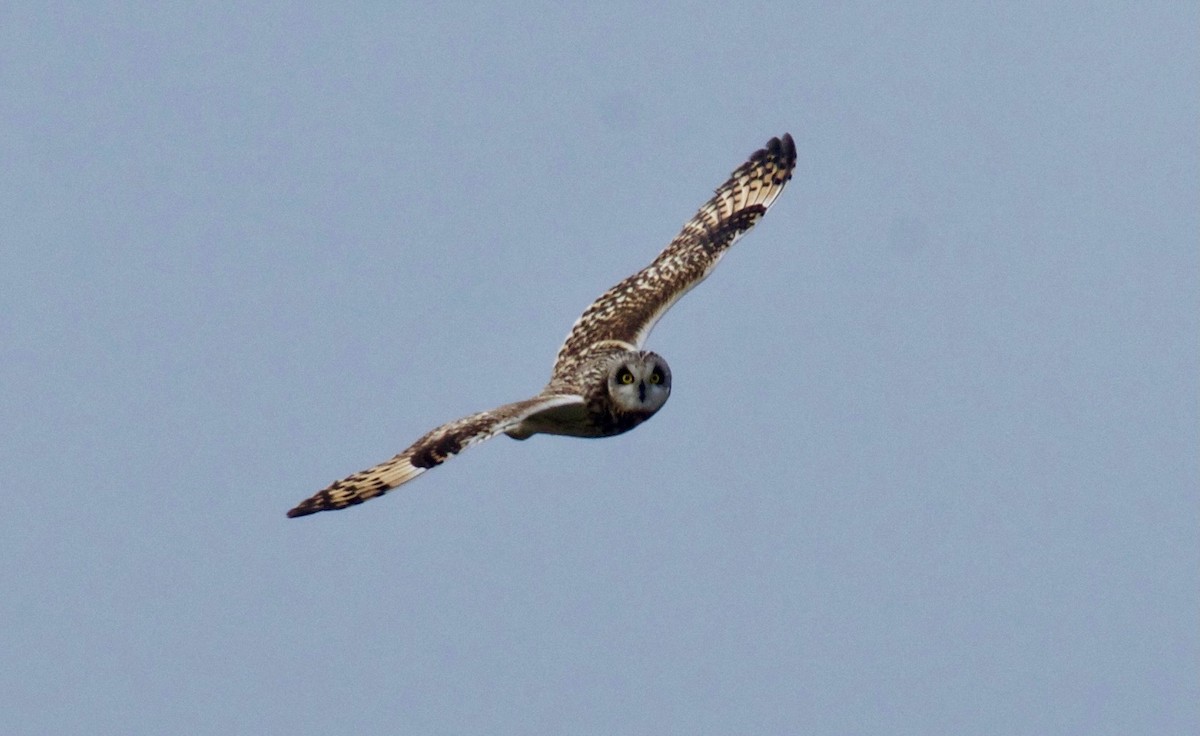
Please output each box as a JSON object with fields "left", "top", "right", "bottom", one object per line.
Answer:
{"left": 606, "top": 351, "right": 671, "bottom": 413}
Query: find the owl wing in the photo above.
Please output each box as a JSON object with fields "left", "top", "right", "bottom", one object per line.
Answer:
{"left": 551, "top": 133, "right": 796, "bottom": 379}
{"left": 286, "top": 394, "right": 583, "bottom": 517}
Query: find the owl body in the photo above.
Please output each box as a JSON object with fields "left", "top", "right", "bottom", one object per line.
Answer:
{"left": 509, "top": 348, "right": 671, "bottom": 440}
{"left": 287, "top": 133, "right": 796, "bottom": 518}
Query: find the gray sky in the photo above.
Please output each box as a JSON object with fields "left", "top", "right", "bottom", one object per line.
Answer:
{"left": 2, "top": 3, "right": 1197, "bottom": 734}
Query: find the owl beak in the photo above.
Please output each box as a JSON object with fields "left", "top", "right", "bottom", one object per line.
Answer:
{"left": 638, "top": 380, "right": 646, "bottom": 402}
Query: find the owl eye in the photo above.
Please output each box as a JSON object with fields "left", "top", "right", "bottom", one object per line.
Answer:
{"left": 618, "top": 370, "right": 635, "bottom": 384}
{"left": 648, "top": 370, "right": 663, "bottom": 385}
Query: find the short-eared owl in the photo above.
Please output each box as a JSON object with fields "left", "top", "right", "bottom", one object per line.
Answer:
{"left": 287, "top": 134, "right": 796, "bottom": 518}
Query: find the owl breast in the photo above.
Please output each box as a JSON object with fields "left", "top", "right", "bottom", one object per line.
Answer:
{"left": 506, "top": 350, "right": 668, "bottom": 440}
{"left": 583, "top": 396, "right": 658, "bottom": 436}
{"left": 506, "top": 393, "right": 658, "bottom": 439}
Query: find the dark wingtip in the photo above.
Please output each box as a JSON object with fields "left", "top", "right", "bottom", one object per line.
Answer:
{"left": 286, "top": 494, "right": 328, "bottom": 518}
{"left": 779, "top": 132, "right": 796, "bottom": 164}
{"left": 751, "top": 133, "right": 797, "bottom": 172}
{"left": 768, "top": 133, "right": 796, "bottom": 170}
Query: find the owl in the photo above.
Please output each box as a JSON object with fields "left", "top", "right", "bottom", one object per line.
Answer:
{"left": 288, "top": 133, "right": 796, "bottom": 517}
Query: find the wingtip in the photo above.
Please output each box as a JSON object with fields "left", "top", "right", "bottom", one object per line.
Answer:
{"left": 751, "top": 133, "right": 797, "bottom": 173}
{"left": 770, "top": 133, "right": 797, "bottom": 169}
{"left": 286, "top": 493, "right": 333, "bottom": 518}
{"left": 780, "top": 132, "right": 795, "bottom": 159}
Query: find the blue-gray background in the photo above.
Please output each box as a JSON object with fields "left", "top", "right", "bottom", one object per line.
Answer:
{"left": 2, "top": 3, "right": 1196, "bottom": 734}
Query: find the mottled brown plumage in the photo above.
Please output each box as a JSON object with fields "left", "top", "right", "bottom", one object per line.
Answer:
{"left": 287, "top": 134, "right": 796, "bottom": 518}
{"left": 552, "top": 133, "right": 796, "bottom": 379}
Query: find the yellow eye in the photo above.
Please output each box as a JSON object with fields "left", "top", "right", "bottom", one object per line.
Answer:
{"left": 648, "top": 371, "right": 662, "bottom": 385}
{"left": 619, "top": 371, "right": 635, "bottom": 384}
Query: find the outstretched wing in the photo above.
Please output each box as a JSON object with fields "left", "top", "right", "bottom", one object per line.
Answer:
{"left": 287, "top": 394, "right": 583, "bottom": 517}
{"left": 552, "top": 133, "right": 796, "bottom": 378}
